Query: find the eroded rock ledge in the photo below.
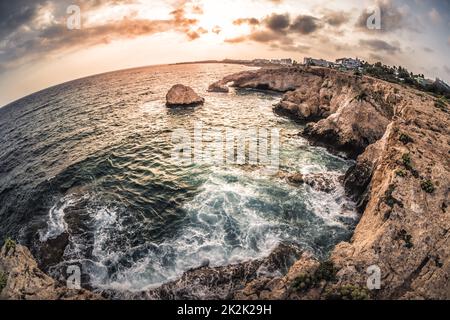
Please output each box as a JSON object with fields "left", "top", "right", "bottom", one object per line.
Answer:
{"left": 0, "top": 243, "right": 100, "bottom": 300}
{"left": 209, "top": 66, "right": 450, "bottom": 299}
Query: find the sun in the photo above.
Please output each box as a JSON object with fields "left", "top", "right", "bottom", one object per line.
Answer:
{"left": 194, "top": 1, "right": 254, "bottom": 40}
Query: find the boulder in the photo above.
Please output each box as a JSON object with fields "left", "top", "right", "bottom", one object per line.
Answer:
{"left": 208, "top": 81, "right": 229, "bottom": 93}
{"left": 166, "top": 84, "right": 205, "bottom": 107}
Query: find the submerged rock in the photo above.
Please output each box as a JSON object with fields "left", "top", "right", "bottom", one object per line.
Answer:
{"left": 284, "top": 172, "right": 340, "bottom": 193}
{"left": 132, "top": 243, "right": 302, "bottom": 300}
{"left": 208, "top": 81, "right": 229, "bottom": 93}
{"left": 166, "top": 84, "right": 205, "bottom": 107}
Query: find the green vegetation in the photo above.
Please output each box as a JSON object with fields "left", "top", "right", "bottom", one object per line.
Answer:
{"left": 396, "top": 229, "right": 413, "bottom": 249}
{"left": 292, "top": 260, "right": 337, "bottom": 292}
{"left": 314, "top": 261, "right": 337, "bottom": 282}
{"left": 402, "top": 153, "right": 413, "bottom": 170}
{"left": 434, "top": 97, "right": 448, "bottom": 111}
{"left": 324, "top": 284, "right": 371, "bottom": 300}
{"left": 4, "top": 237, "right": 16, "bottom": 254}
{"left": 383, "top": 184, "right": 403, "bottom": 208}
{"left": 355, "top": 91, "right": 368, "bottom": 102}
{"left": 399, "top": 133, "right": 413, "bottom": 145}
{"left": 292, "top": 273, "right": 315, "bottom": 292}
{"left": 0, "top": 271, "right": 7, "bottom": 292}
{"left": 361, "top": 62, "right": 450, "bottom": 99}
{"left": 421, "top": 180, "right": 435, "bottom": 194}
{"left": 401, "top": 153, "right": 419, "bottom": 178}
{"left": 395, "top": 169, "right": 407, "bottom": 177}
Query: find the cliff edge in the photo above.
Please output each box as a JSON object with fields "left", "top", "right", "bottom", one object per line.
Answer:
{"left": 0, "top": 242, "right": 100, "bottom": 300}
{"left": 213, "top": 66, "right": 449, "bottom": 299}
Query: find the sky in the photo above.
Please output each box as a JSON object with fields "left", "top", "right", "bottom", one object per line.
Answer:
{"left": 0, "top": 0, "right": 449, "bottom": 107}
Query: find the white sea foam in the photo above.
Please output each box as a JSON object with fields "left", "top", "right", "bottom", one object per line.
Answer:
{"left": 39, "top": 195, "right": 74, "bottom": 242}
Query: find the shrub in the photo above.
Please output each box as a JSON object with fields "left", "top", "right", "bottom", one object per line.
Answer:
{"left": 0, "top": 271, "right": 7, "bottom": 292}
{"left": 421, "top": 180, "right": 435, "bottom": 194}
{"left": 399, "top": 133, "right": 413, "bottom": 145}
{"left": 292, "top": 260, "right": 337, "bottom": 292}
{"left": 292, "top": 273, "right": 314, "bottom": 292}
{"left": 383, "top": 184, "right": 403, "bottom": 208}
{"left": 314, "top": 260, "right": 337, "bottom": 282}
{"left": 434, "top": 98, "right": 448, "bottom": 111}
{"left": 355, "top": 91, "right": 368, "bottom": 102}
{"left": 4, "top": 237, "right": 16, "bottom": 254}
{"left": 395, "top": 169, "right": 407, "bottom": 177}
{"left": 397, "top": 229, "right": 413, "bottom": 249}
{"left": 402, "top": 153, "right": 413, "bottom": 170}
{"left": 324, "top": 284, "right": 371, "bottom": 300}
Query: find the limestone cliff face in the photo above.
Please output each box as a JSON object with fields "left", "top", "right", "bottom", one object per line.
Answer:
{"left": 0, "top": 244, "right": 100, "bottom": 300}
{"left": 213, "top": 66, "right": 450, "bottom": 299}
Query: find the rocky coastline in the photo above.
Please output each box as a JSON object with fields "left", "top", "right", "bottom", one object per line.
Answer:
{"left": 1, "top": 65, "right": 448, "bottom": 300}
{"left": 207, "top": 66, "right": 449, "bottom": 299}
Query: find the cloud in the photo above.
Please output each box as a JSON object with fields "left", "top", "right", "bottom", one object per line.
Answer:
{"left": 428, "top": 8, "right": 442, "bottom": 24}
{"left": 272, "top": 43, "right": 310, "bottom": 53}
{"left": 264, "top": 13, "right": 290, "bottom": 33}
{"left": 289, "top": 15, "right": 320, "bottom": 34}
{"left": 249, "top": 30, "right": 281, "bottom": 42}
{"left": 212, "top": 25, "right": 222, "bottom": 34}
{"left": 443, "top": 66, "right": 450, "bottom": 76}
{"left": 224, "top": 36, "right": 248, "bottom": 43}
{"left": 359, "top": 39, "right": 401, "bottom": 54}
{"left": 321, "top": 10, "right": 350, "bottom": 27}
{"left": 227, "top": 11, "right": 322, "bottom": 48}
{"left": 443, "top": 66, "right": 450, "bottom": 75}
{"left": 355, "top": 0, "right": 412, "bottom": 33}
{"left": 0, "top": 0, "right": 206, "bottom": 72}
{"left": 233, "top": 18, "right": 260, "bottom": 26}
{"left": 423, "top": 47, "right": 434, "bottom": 53}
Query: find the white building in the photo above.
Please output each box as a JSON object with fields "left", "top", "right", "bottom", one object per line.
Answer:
{"left": 335, "top": 58, "right": 362, "bottom": 69}
{"left": 303, "top": 57, "right": 331, "bottom": 67}
{"left": 267, "top": 58, "right": 293, "bottom": 66}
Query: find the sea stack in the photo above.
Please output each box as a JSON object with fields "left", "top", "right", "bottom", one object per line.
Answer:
{"left": 166, "top": 84, "right": 205, "bottom": 107}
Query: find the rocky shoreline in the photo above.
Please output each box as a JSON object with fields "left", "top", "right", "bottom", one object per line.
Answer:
{"left": 208, "top": 66, "right": 449, "bottom": 299}
{"left": 1, "top": 65, "right": 448, "bottom": 300}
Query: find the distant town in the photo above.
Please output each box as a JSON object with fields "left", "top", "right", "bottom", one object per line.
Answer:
{"left": 174, "top": 57, "right": 450, "bottom": 98}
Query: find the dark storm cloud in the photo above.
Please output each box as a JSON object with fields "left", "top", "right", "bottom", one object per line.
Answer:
{"left": 227, "top": 11, "right": 323, "bottom": 49}
{"left": 0, "top": 0, "right": 137, "bottom": 39}
{"left": 264, "top": 13, "right": 290, "bottom": 33}
{"left": 289, "top": 15, "right": 320, "bottom": 34}
{"left": 359, "top": 39, "right": 401, "bottom": 53}
{"left": 0, "top": 0, "right": 203, "bottom": 72}
{"left": 0, "top": 0, "right": 47, "bottom": 39}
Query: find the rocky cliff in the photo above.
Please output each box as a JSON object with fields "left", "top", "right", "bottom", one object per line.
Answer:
{"left": 0, "top": 242, "right": 100, "bottom": 300}
{"left": 211, "top": 66, "right": 449, "bottom": 299}
{"left": 2, "top": 66, "right": 448, "bottom": 300}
